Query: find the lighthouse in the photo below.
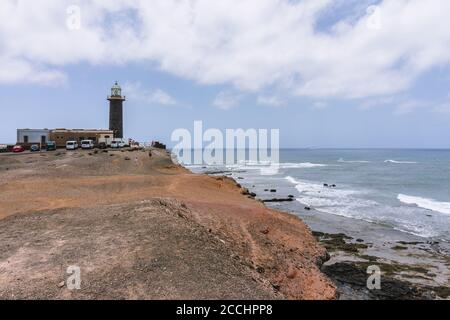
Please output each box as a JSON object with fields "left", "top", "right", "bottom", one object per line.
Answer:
{"left": 108, "top": 81, "right": 126, "bottom": 139}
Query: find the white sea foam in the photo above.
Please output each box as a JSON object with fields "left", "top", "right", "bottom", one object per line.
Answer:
{"left": 285, "top": 177, "right": 372, "bottom": 219}
{"left": 285, "top": 176, "right": 300, "bottom": 185}
{"left": 284, "top": 176, "right": 440, "bottom": 238}
{"left": 398, "top": 194, "right": 450, "bottom": 215}
{"left": 338, "top": 158, "right": 371, "bottom": 163}
{"left": 241, "top": 161, "right": 327, "bottom": 168}
{"left": 229, "top": 162, "right": 328, "bottom": 171}
{"left": 279, "top": 162, "right": 328, "bottom": 169}
{"left": 384, "top": 160, "right": 418, "bottom": 164}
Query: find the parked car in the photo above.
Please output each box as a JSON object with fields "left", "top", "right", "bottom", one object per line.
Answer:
{"left": 111, "top": 139, "right": 122, "bottom": 149}
{"left": 12, "top": 145, "right": 25, "bottom": 153}
{"left": 66, "top": 141, "right": 79, "bottom": 150}
{"left": 46, "top": 141, "right": 57, "bottom": 151}
{"left": 30, "top": 144, "right": 40, "bottom": 152}
{"left": 81, "top": 140, "right": 94, "bottom": 150}
{"left": 0, "top": 144, "right": 8, "bottom": 153}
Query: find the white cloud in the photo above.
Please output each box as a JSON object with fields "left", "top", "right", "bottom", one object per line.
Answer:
{"left": 433, "top": 93, "right": 450, "bottom": 115}
{"left": 433, "top": 103, "right": 450, "bottom": 115}
{"left": 394, "top": 100, "right": 428, "bottom": 115}
{"left": 1, "top": 0, "right": 450, "bottom": 100}
{"left": 359, "top": 96, "right": 429, "bottom": 115}
{"left": 213, "top": 91, "right": 241, "bottom": 110}
{"left": 0, "top": 57, "right": 67, "bottom": 86}
{"left": 312, "top": 102, "right": 327, "bottom": 109}
{"left": 257, "top": 95, "right": 283, "bottom": 107}
{"left": 123, "top": 82, "right": 178, "bottom": 106}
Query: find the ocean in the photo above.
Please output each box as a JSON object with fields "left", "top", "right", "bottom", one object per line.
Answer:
{"left": 185, "top": 149, "right": 450, "bottom": 248}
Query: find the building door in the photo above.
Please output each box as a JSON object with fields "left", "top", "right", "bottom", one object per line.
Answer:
{"left": 23, "top": 136, "right": 29, "bottom": 143}
{"left": 41, "top": 135, "right": 46, "bottom": 145}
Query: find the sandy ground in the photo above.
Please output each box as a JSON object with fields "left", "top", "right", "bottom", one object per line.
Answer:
{"left": 0, "top": 149, "right": 336, "bottom": 300}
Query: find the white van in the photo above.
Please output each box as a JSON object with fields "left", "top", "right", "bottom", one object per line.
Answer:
{"left": 81, "top": 140, "right": 94, "bottom": 150}
{"left": 66, "top": 141, "right": 78, "bottom": 150}
{"left": 111, "top": 139, "right": 124, "bottom": 149}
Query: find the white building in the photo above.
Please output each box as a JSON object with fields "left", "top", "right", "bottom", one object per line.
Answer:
{"left": 17, "top": 129, "right": 50, "bottom": 145}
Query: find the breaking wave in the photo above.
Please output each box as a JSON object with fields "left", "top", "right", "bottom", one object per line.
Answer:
{"left": 398, "top": 194, "right": 450, "bottom": 215}
{"left": 338, "top": 158, "right": 371, "bottom": 163}
{"left": 284, "top": 176, "right": 441, "bottom": 238}
{"left": 384, "top": 160, "right": 418, "bottom": 164}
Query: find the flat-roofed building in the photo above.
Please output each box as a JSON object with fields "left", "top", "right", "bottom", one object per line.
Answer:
{"left": 49, "top": 129, "right": 114, "bottom": 148}
{"left": 17, "top": 129, "right": 50, "bottom": 146}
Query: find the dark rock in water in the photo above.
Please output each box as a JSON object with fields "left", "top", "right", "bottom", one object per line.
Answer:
{"left": 356, "top": 239, "right": 364, "bottom": 243}
{"left": 263, "top": 198, "right": 294, "bottom": 203}
{"left": 270, "top": 189, "right": 277, "bottom": 193}
{"left": 312, "top": 231, "right": 325, "bottom": 237}
{"left": 205, "top": 170, "right": 232, "bottom": 175}
{"left": 304, "top": 206, "right": 311, "bottom": 211}
{"left": 391, "top": 245, "right": 408, "bottom": 251}
{"left": 397, "top": 241, "right": 424, "bottom": 246}
{"left": 324, "top": 183, "right": 329, "bottom": 187}
{"left": 288, "top": 195, "right": 295, "bottom": 198}
{"left": 237, "top": 177, "right": 244, "bottom": 180}
{"left": 323, "top": 262, "right": 433, "bottom": 300}
{"left": 331, "top": 184, "right": 336, "bottom": 188}
{"left": 249, "top": 192, "right": 257, "bottom": 198}
{"left": 312, "top": 232, "right": 368, "bottom": 253}
{"left": 264, "top": 189, "right": 269, "bottom": 192}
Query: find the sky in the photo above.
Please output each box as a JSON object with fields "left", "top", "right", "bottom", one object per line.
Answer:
{"left": 1, "top": 0, "right": 450, "bottom": 148}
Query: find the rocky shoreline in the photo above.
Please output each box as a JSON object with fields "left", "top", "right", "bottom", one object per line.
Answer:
{"left": 198, "top": 171, "right": 450, "bottom": 300}
{"left": 313, "top": 231, "right": 450, "bottom": 300}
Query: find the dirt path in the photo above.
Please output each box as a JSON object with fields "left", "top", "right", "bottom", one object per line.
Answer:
{"left": 0, "top": 149, "right": 336, "bottom": 300}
